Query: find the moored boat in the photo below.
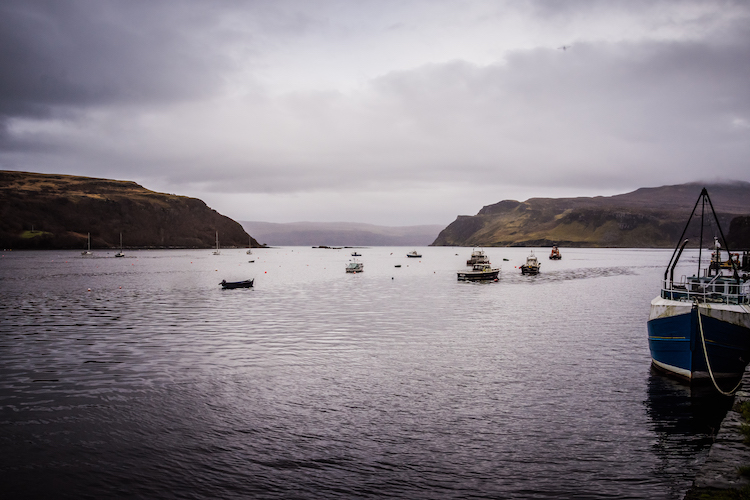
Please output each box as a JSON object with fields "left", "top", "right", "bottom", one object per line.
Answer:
{"left": 647, "top": 188, "right": 750, "bottom": 393}
{"left": 520, "top": 251, "right": 540, "bottom": 275}
{"left": 346, "top": 259, "right": 364, "bottom": 273}
{"left": 115, "top": 233, "right": 125, "bottom": 257}
{"left": 457, "top": 263, "right": 499, "bottom": 281}
{"left": 407, "top": 250, "right": 422, "bottom": 258}
{"left": 213, "top": 231, "right": 220, "bottom": 255}
{"left": 220, "top": 279, "right": 254, "bottom": 289}
{"left": 466, "top": 248, "right": 490, "bottom": 266}
{"left": 81, "top": 232, "right": 93, "bottom": 257}
{"left": 549, "top": 245, "right": 561, "bottom": 260}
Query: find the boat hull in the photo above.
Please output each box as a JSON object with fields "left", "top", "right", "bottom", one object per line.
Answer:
{"left": 520, "top": 266, "right": 539, "bottom": 275}
{"left": 220, "top": 279, "right": 254, "bottom": 289}
{"left": 647, "top": 297, "right": 750, "bottom": 380}
{"left": 457, "top": 270, "right": 499, "bottom": 281}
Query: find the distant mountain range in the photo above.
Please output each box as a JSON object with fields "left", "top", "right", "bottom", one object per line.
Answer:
{"left": 433, "top": 182, "right": 750, "bottom": 248}
{"left": 3, "top": 171, "right": 749, "bottom": 251}
{"left": 0, "top": 170, "right": 257, "bottom": 250}
{"left": 240, "top": 221, "right": 444, "bottom": 247}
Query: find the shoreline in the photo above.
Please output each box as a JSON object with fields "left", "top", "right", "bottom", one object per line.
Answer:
{"left": 685, "top": 369, "right": 750, "bottom": 498}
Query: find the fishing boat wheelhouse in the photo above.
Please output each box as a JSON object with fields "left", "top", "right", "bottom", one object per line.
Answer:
{"left": 466, "top": 248, "right": 490, "bottom": 266}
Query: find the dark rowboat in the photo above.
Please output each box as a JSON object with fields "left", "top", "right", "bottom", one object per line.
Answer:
{"left": 220, "top": 279, "right": 254, "bottom": 289}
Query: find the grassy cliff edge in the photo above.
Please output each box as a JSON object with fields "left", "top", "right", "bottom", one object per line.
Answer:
{"left": 0, "top": 170, "right": 260, "bottom": 250}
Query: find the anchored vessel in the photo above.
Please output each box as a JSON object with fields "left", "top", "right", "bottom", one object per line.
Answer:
{"left": 213, "top": 231, "right": 221, "bottom": 255}
{"left": 457, "top": 262, "right": 500, "bottom": 281}
{"left": 406, "top": 250, "right": 422, "bottom": 258}
{"left": 520, "top": 251, "right": 540, "bottom": 275}
{"left": 115, "top": 233, "right": 125, "bottom": 258}
{"left": 81, "top": 232, "right": 93, "bottom": 257}
{"left": 647, "top": 188, "right": 750, "bottom": 391}
{"left": 220, "top": 279, "right": 254, "bottom": 289}
{"left": 466, "top": 248, "right": 490, "bottom": 266}
{"left": 549, "top": 245, "right": 561, "bottom": 260}
{"left": 346, "top": 259, "right": 364, "bottom": 273}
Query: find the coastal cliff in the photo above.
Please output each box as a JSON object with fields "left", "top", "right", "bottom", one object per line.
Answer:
{"left": 0, "top": 170, "right": 260, "bottom": 250}
{"left": 432, "top": 182, "right": 750, "bottom": 248}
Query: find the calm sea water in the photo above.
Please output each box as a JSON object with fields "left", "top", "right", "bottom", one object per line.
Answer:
{"left": 0, "top": 247, "right": 734, "bottom": 499}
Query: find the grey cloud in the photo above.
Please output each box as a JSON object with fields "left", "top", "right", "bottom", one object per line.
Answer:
{"left": 1, "top": 0, "right": 749, "bottom": 224}
{"left": 0, "top": 0, "right": 240, "bottom": 119}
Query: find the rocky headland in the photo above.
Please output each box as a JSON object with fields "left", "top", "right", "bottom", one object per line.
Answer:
{"left": 0, "top": 170, "right": 259, "bottom": 250}
{"left": 432, "top": 182, "right": 750, "bottom": 248}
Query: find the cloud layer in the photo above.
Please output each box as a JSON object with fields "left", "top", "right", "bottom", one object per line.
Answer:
{"left": 2, "top": 0, "right": 749, "bottom": 225}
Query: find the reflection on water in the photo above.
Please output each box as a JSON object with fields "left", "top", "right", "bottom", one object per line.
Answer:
{"left": 0, "top": 247, "right": 735, "bottom": 498}
{"left": 645, "top": 369, "right": 734, "bottom": 498}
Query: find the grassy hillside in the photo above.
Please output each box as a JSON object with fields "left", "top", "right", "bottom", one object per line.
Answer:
{"left": 432, "top": 182, "right": 750, "bottom": 248}
{"left": 0, "top": 170, "right": 260, "bottom": 250}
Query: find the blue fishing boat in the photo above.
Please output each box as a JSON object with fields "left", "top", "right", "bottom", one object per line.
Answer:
{"left": 647, "top": 188, "right": 750, "bottom": 393}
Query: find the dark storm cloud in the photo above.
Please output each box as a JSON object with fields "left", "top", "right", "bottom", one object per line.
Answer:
{"left": 0, "top": 0, "right": 230, "bottom": 119}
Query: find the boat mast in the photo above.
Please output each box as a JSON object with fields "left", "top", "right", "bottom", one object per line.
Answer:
{"left": 698, "top": 194, "right": 705, "bottom": 278}
{"left": 664, "top": 190, "right": 704, "bottom": 281}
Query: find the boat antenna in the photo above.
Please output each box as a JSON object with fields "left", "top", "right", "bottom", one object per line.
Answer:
{"left": 702, "top": 188, "right": 741, "bottom": 281}
{"left": 664, "top": 189, "right": 704, "bottom": 281}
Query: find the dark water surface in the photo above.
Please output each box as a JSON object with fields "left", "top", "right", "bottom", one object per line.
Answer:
{"left": 0, "top": 247, "right": 733, "bottom": 499}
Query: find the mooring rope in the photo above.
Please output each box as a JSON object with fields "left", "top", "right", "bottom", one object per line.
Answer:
{"left": 696, "top": 303, "right": 743, "bottom": 396}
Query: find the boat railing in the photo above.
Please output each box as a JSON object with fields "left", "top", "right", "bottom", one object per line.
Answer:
{"left": 661, "top": 277, "right": 750, "bottom": 305}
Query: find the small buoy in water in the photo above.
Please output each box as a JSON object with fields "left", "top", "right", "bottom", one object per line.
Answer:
{"left": 87, "top": 288, "right": 91, "bottom": 292}
{"left": 119, "top": 286, "right": 122, "bottom": 289}
{"left": 392, "top": 277, "right": 394, "bottom": 280}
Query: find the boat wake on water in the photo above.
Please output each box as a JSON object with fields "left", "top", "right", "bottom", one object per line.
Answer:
{"left": 510, "top": 266, "right": 636, "bottom": 283}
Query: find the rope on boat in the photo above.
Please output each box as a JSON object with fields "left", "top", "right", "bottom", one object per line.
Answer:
{"left": 696, "top": 304, "right": 743, "bottom": 396}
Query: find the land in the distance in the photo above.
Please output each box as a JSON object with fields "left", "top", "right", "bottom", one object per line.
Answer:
{"left": 0, "top": 170, "right": 258, "bottom": 250}
{"left": 240, "top": 221, "right": 444, "bottom": 247}
{"left": 433, "top": 182, "right": 750, "bottom": 248}
{"left": 2, "top": 170, "right": 749, "bottom": 250}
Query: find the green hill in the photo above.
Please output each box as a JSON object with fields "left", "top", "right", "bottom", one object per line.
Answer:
{"left": 432, "top": 182, "right": 750, "bottom": 248}
{"left": 0, "top": 170, "right": 260, "bottom": 250}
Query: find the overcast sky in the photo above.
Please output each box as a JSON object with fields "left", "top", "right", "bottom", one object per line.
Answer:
{"left": 1, "top": 0, "right": 749, "bottom": 226}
